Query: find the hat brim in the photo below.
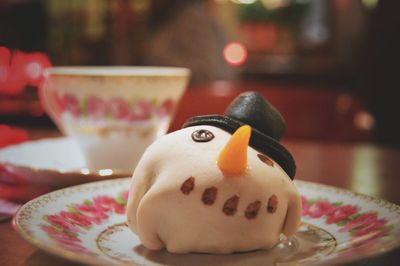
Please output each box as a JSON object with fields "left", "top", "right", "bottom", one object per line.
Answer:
{"left": 183, "top": 115, "right": 296, "bottom": 179}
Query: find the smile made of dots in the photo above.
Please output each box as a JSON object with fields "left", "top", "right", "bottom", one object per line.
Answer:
{"left": 180, "top": 176, "right": 278, "bottom": 219}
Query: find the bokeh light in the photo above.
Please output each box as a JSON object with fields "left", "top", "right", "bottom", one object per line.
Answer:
{"left": 231, "top": 0, "right": 257, "bottom": 4}
{"left": 223, "top": 42, "right": 248, "bottom": 66}
{"left": 362, "top": 0, "right": 379, "bottom": 9}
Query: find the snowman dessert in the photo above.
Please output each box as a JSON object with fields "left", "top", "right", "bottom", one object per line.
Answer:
{"left": 126, "top": 91, "right": 301, "bottom": 254}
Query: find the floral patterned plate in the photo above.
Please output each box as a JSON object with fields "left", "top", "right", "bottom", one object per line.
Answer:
{"left": 14, "top": 178, "right": 400, "bottom": 266}
{"left": 0, "top": 138, "right": 129, "bottom": 189}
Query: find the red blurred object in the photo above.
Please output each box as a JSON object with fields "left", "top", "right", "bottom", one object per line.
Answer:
{"left": 0, "top": 164, "right": 26, "bottom": 185}
{"left": 0, "top": 47, "right": 11, "bottom": 63}
{"left": 0, "top": 183, "right": 49, "bottom": 203}
{"left": 0, "top": 124, "right": 28, "bottom": 148}
{"left": 242, "top": 23, "right": 278, "bottom": 52}
{"left": 0, "top": 46, "right": 51, "bottom": 95}
{"left": 0, "top": 125, "right": 49, "bottom": 205}
{"left": 13, "top": 50, "right": 51, "bottom": 86}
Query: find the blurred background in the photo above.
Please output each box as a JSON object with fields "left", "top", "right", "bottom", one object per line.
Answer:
{"left": 0, "top": 0, "right": 399, "bottom": 147}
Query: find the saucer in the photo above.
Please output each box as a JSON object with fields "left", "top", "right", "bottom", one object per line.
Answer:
{"left": 0, "top": 137, "right": 130, "bottom": 188}
{"left": 14, "top": 178, "right": 400, "bottom": 266}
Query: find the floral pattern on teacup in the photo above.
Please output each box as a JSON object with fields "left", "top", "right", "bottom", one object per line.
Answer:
{"left": 55, "top": 93, "right": 174, "bottom": 121}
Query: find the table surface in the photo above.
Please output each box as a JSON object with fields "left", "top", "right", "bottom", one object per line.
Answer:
{"left": 1, "top": 129, "right": 400, "bottom": 266}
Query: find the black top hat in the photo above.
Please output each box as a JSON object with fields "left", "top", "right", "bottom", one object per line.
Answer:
{"left": 182, "top": 91, "right": 296, "bottom": 179}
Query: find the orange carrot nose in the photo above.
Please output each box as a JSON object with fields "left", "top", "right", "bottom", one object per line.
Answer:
{"left": 217, "top": 125, "right": 251, "bottom": 176}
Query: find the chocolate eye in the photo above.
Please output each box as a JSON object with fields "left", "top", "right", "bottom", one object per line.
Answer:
{"left": 257, "top": 153, "right": 274, "bottom": 167}
{"left": 192, "top": 129, "right": 214, "bottom": 142}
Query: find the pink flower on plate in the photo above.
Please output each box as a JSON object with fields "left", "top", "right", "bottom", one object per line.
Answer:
{"left": 41, "top": 192, "right": 129, "bottom": 256}
{"left": 109, "top": 98, "right": 131, "bottom": 120}
{"left": 352, "top": 222, "right": 387, "bottom": 238}
{"left": 301, "top": 196, "right": 309, "bottom": 216}
{"left": 157, "top": 99, "right": 174, "bottom": 117}
{"left": 307, "top": 200, "right": 336, "bottom": 218}
{"left": 127, "top": 100, "right": 152, "bottom": 121}
{"left": 46, "top": 214, "right": 81, "bottom": 233}
{"left": 326, "top": 204, "right": 358, "bottom": 224}
{"left": 114, "top": 190, "right": 129, "bottom": 206}
{"left": 122, "top": 190, "right": 129, "bottom": 202}
{"left": 93, "top": 195, "right": 125, "bottom": 214}
{"left": 42, "top": 225, "right": 90, "bottom": 253}
{"left": 59, "top": 93, "right": 80, "bottom": 117}
{"left": 41, "top": 224, "right": 78, "bottom": 241}
{"left": 74, "top": 203, "right": 109, "bottom": 224}
{"left": 59, "top": 211, "right": 93, "bottom": 228}
{"left": 60, "top": 211, "right": 92, "bottom": 227}
{"left": 339, "top": 212, "right": 387, "bottom": 237}
{"left": 87, "top": 96, "right": 109, "bottom": 120}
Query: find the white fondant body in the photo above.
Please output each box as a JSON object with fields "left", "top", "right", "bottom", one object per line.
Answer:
{"left": 127, "top": 125, "right": 302, "bottom": 254}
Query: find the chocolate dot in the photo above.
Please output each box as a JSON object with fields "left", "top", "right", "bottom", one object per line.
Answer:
{"left": 180, "top": 177, "right": 195, "bottom": 195}
{"left": 257, "top": 154, "right": 273, "bottom": 167}
{"left": 267, "top": 195, "right": 278, "bottom": 213}
{"left": 192, "top": 129, "right": 214, "bottom": 142}
{"left": 245, "top": 200, "right": 261, "bottom": 219}
{"left": 222, "top": 195, "right": 239, "bottom": 216}
{"left": 202, "top": 187, "right": 217, "bottom": 205}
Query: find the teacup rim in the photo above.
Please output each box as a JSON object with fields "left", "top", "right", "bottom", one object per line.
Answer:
{"left": 45, "top": 66, "right": 191, "bottom": 77}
